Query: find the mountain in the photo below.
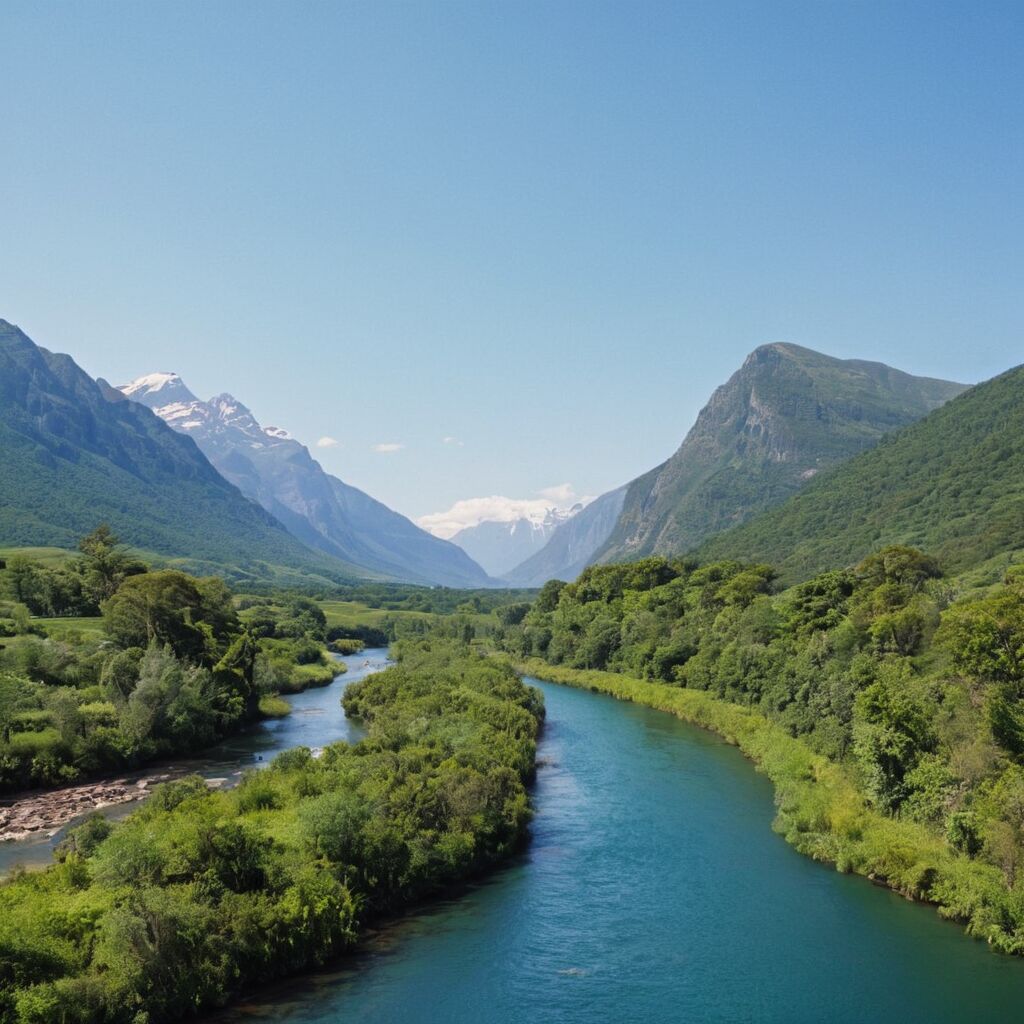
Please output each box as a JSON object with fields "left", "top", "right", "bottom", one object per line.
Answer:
{"left": 448, "top": 505, "right": 582, "bottom": 578}
{"left": 502, "top": 485, "right": 628, "bottom": 586}
{"left": 595, "top": 343, "right": 967, "bottom": 565}
{"left": 697, "top": 363, "right": 1024, "bottom": 583}
{"left": 120, "top": 373, "right": 492, "bottom": 588}
{"left": 0, "top": 320, "right": 366, "bottom": 586}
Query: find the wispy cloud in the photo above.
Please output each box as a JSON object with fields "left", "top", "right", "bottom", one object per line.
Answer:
{"left": 442, "top": 436, "right": 464, "bottom": 447}
{"left": 537, "top": 482, "right": 576, "bottom": 503}
{"left": 316, "top": 436, "right": 340, "bottom": 448}
{"left": 372, "top": 442, "right": 404, "bottom": 453}
{"left": 416, "top": 484, "right": 593, "bottom": 539}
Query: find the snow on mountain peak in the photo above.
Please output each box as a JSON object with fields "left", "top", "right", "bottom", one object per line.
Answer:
{"left": 122, "top": 376, "right": 304, "bottom": 453}
{"left": 121, "top": 372, "right": 186, "bottom": 397}
{"left": 417, "top": 492, "right": 592, "bottom": 540}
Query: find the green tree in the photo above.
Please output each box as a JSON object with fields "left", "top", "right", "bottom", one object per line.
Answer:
{"left": 77, "top": 525, "right": 147, "bottom": 605}
{"left": 103, "top": 571, "right": 214, "bottom": 663}
{"left": 983, "top": 766, "right": 1024, "bottom": 886}
{"left": 939, "top": 586, "right": 1024, "bottom": 686}
{"left": 853, "top": 667, "right": 935, "bottom": 812}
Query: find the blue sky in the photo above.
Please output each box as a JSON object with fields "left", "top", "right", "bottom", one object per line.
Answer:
{"left": 2, "top": 1, "right": 1021, "bottom": 521}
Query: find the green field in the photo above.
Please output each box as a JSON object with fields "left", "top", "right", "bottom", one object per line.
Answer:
{"left": 0, "top": 546, "right": 78, "bottom": 568}
{"left": 32, "top": 616, "right": 106, "bottom": 637}
{"left": 320, "top": 599, "right": 494, "bottom": 633}
{"left": 320, "top": 599, "right": 435, "bottom": 628}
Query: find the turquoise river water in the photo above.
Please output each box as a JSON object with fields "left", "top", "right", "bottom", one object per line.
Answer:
{"left": 209, "top": 675, "right": 1024, "bottom": 1024}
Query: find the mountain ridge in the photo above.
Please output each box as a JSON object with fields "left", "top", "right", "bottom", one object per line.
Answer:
{"left": 0, "top": 320, "right": 367, "bottom": 586}
{"left": 695, "top": 361, "right": 1024, "bottom": 582}
{"left": 502, "top": 485, "right": 629, "bottom": 586}
{"left": 120, "top": 372, "right": 493, "bottom": 588}
{"left": 448, "top": 504, "right": 583, "bottom": 577}
{"left": 595, "top": 342, "right": 968, "bottom": 564}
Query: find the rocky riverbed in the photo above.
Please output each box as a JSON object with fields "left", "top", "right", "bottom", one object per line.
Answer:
{"left": 0, "top": 772, "right": 190, "bottom": 843}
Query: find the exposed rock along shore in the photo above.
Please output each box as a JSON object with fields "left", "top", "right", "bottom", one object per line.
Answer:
{"left": 0, "top": 770, "right": 216, "bottom": 843}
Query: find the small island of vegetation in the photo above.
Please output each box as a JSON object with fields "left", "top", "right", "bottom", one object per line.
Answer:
{"left": 0, "top": 639, "right": 541, "bottom": 1021}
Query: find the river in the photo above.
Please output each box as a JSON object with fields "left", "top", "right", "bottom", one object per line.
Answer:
{"left": 210, "top": 675, "right": 1024, "bottom": 1024}
{"left": 0, "top": 648, "right": 390, "bottom": 875}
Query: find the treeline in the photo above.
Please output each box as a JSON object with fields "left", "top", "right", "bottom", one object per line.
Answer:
{"left": 0, "top": 530, "right": 339, "bottom": 791}
{"left": 235, "top": 596, "right": 342, "bottom": 691}
{"left": 497, "top": 550, "right": 1024, "bottom": 937}
{"left": 0, "top": 641, "right": 542, "bottom": 1021}
{"left": 315, "top": 582, "right": 537, "bottom": 616}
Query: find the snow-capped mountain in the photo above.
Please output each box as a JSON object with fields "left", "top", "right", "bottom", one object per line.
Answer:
{"left": 502, "top": 486, "right": 628, "bottom": 586}
{"left": 444, "top": 503, "right": 585, "bottom": 578}
{"left": 118, "top": 373, "right": 493, "bottom": 588}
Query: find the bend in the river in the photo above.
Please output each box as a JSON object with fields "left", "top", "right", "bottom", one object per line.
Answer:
{"left": 212, "top": 675, "right": 1024, "bottom": 1024}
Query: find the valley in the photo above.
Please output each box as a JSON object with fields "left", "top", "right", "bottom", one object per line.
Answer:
{"left": 4, "top": 7, "right": 1019, "bottom": 1022}
{"left": 3, "top": 335, "right": 1024, "bottom": 1021}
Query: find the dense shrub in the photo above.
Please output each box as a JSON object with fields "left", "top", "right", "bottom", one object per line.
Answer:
{"left": 0, "top": 642, "right": 541, "bottom": 1020}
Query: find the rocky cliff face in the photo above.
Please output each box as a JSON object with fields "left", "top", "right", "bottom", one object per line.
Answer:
{"left": 596, "top": 343, "right": 967, "bottom": 563}
{"left": 695, "top": 361, "right": 1024, "bottom": 582}
{"left": 120, "top": 374, "right": 494, "bottom": 588}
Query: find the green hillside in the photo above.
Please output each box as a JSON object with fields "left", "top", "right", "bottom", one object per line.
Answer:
{"left": 697, "top": 363, "right": 1024, "bottom": 582}
{"left": 0, "top": 321, "right": 368, "bottom": 588}
{"left": 596, "top": 343, "right": 966, "bottom": 565}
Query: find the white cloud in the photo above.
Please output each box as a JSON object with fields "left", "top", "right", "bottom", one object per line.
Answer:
{"left": 316, "top": 436, "right": 340, "bottom": 448}
{"left": 537, "top": 482, "right": 576, "bottom": 503}
{"left": 442, "top": 436, "right": 464, "bottom": 447}
{"left": 372, "top": 442, "right": 404, "bottom": 453}
{"left": 416, "top": 485, "right": 593, "bottom": 539}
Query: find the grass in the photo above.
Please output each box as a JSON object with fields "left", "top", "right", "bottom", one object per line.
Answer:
{"left": 320, "top": 599, "right": 495, "bottom": 636}
{"left": 513, "top": 657, "right": 1024, "bottom": 955}
{"left": 257, "top": 694, "right": 292, "bottom": 718}
{"left": 320, "top": 600, "right": 435, "bottom": 630}
{"left": 32, "top": 616, "right": 106, "bottom": 638}
{"left": 281, "top": 660, "right": 340, "bottom": 691}
{"left": 0, "top": 547, "right": 77, "bottom": 568}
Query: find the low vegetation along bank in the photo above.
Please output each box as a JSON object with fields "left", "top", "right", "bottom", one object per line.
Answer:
{"left": 497, "top": 550, "right": 1024, "bottom": 955}
{"left": 514, "top": 658, "right": 1013, "bottom": 948}
{"left": 0, "top": 641, "right": 542, "bottom": 1022}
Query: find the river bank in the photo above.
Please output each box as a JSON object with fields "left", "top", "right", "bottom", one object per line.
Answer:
{"left": 0, "top": 648, "right": 390, "bottom": 875}
{"left": 513, "top": 657, "right": 1022, "bottom": 956}
{"left": 208, "top": 673, "right": 1024, "bottom": 1024}
{"left": 0, "top": 770, "right": 186, "bottom": 843}
{"left": 0, "top": 643, "right": 541, "bottom": 1020}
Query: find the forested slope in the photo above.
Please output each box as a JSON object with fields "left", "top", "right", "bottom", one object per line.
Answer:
{"left": 697, "top": 363, "right": 1024, "bottom": 583}
{"left": 597, "top": 343, "right": 965, "bottom": 565}
{"left": 0, "top": 321, "right": 365, "bottom": 587}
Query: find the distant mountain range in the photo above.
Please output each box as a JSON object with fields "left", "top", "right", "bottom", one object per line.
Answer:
{"left": 119, "top": 373, "right": 493, "bottom": 588}
{"left": 0, "top": 319, "right": 987, "bottom": 593}
{"left": 502, "top": 487, "right": 627, "bottom": 587}
{"left": 504, "top": 344, "right": 966, "bottom": 585}
{"left": 697, "top": 360, "right": 1024, "bottom": 583}
{"left": 0, "top": 321, "right": 364, "bottom": 587}
{"left": 447, "top": 504, "right": 583, "bottom": 578}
